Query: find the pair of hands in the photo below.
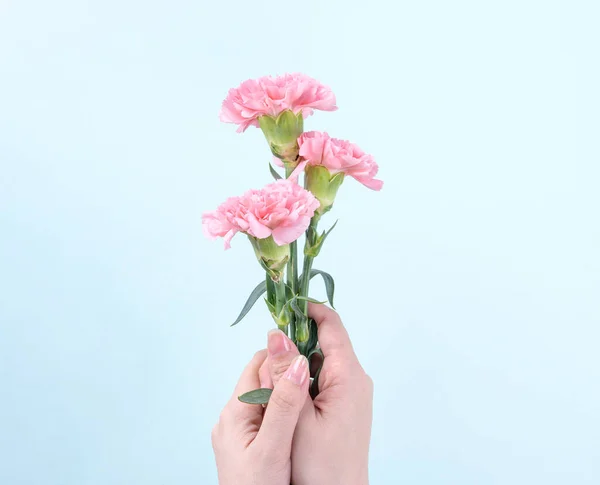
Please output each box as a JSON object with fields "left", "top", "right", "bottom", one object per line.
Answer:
{"left": 212, "top": 304, "right": 373, "bottom": 485}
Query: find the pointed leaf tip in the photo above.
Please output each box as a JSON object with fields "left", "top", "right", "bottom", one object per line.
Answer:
{"left": 309, "top": 269, "right": 336, "bottom": 308}
{"left": 269, "top": 163, "right": 283, "bottom": 180}
{"left": 325, "top": 219, "right": 339, "bottom": 237}
{"left": 231, "top": 280, "right": 268, "bottom": 326}
{"left": 296, "top": 296, "right": 327, "bottom": 305}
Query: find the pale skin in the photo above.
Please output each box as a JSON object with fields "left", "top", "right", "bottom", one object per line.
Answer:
{"left": 212, "top": 304, "right": 373, "bottom": 485}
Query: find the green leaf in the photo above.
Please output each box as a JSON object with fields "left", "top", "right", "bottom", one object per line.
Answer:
{"left": 257, "top": 257, "right": 277, "bottom": 280}
{"left": 266, "top": 277, "right": 276, "bottom": 305}
{"left": 231, "top": 281, "right": 268, "bottom": 326}
{"left": 238, "top": 388, "right": 273, "bottom": 404}
{"left": 289, "top": 296, "right": 306, "bottom": 323}
{"left": 284, "top": 283, "right": 295, "bottom": 300}
{"left": 323, "top": 219, "right": 338, "bottom": 239}
{"left": 306, "top": 318, "right": 319, "bottom": 352}
{"left": 269, "top": 163, "right": 283, "bottom": 180}
{"left": 296, "top": 296, "right": 327, "bottom": 304}
{"left": 309, "top": 269, "right": 336, "bottom": 308}
{"left": 290, "top": 297, "right": 309, "bottom": 344}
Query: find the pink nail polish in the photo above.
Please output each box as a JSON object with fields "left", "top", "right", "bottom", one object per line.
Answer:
{"left": 283, "top": 355, "right": 308, "bottom": 386}
{"left": 267, "top": 329, "right": 292, "bottom": 356}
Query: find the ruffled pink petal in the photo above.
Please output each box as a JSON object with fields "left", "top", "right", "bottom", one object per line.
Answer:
{"left": 272, "top": 156, "right": 285, "bottom": 168}
{"left": 272, "top": 222, "right": 307, "bottom": 246}
{"left": 219, "top": 73, "right": 337, "bottom": 132}
{"left": 356, "top": 176, "right": 384, "bottom": 191}
{"left": 298, "top": 131, "right": 383, "bottom": 191}
{"left": 201, "top": 219, "right": 218, "bottom": 240}
{"left": 288, "top": 160, "right": 307, "bottom": 183}
{"left": 202, "top": 180, "right": 319, "bottom": 249}
{"left": 223, "top": 228, "right": 238, "bottom": 250}
{"left": 247, "top": 213, "right": 272, "bottom": 239}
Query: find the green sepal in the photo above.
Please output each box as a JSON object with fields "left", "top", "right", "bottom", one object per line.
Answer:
{"left": 276, "top": 304, "right": 291, "bottom": 327}
{"left": 257, "top": 255, "right": 289, "bottom": 282}
{"left": 238, "top": 388, "right": 273, "bottom": 405}
{"left": 329, "top": 171, "right": 345, "bottom": 192}
{"left": 264, "top": 297, "right": 276, "bottom": 315}
{"left": 249, "top": 236, "right": 290, "bottom": 282}
{"left": 258, "top": 111, "right": 304, "bottom": 162}
{"left": 305, "top": 166, "right": 345, "bottom": 214}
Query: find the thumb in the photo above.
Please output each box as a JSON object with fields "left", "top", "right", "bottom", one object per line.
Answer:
{"left": 255, "top": 355, "right": 309, "bottom": 453}
{"left": 266, "top": 329, "right": 300, "bottom": 385}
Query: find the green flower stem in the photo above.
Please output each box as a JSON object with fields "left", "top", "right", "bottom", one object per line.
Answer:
{"left": 273, "top": 277, "right": 288, "bottom": 332}
{"left": 285, "top": 163, "right": 299, "bottom": 342}
{"left": 288, "top": 247, "right": 297, "bottom": 343}
{"left": 287, "top": 241, "right": 298, "bottom": 294}
{"left": 299, "top": 252, "right": 314, "bottom": 314}
{"left": 297, "top": 214, "right": 321, "bottom": 351}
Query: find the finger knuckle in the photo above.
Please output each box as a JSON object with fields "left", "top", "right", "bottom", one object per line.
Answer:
{"left": 323, "top": 311, "right": 342, "bottom": 327}
{"left": 270, "top": 357, "right": 292, "bottom": 379}
{"left": 269, "top": 389, "right": 296, "bottom": 412}
{"left": 250, "top": 446, "right": 271, "bottom": 464}
{"left": 253, "top": 349, "right": 267, "bottom": 361}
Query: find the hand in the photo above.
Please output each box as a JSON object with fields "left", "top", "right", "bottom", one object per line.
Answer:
{"left": 259, "top": 304, "right": 374, "bottom": 485}
{"left": 212, "top": 349, "right": 310, "bottom": 485}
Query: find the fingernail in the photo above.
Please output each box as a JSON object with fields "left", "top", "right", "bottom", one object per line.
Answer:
{"left": 267, "top": 329, "right": 292, "bottom": 357}
{"left": 283, "top": 355, "right": 309, "bottom": 386}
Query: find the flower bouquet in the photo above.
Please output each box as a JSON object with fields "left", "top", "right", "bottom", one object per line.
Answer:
{"left": 203, "top": 73, "right": 382, "bottom": 402}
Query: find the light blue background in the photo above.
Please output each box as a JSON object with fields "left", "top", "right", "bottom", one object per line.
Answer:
{"left": 1, "top": 1, "right": 598, "bottom": 483}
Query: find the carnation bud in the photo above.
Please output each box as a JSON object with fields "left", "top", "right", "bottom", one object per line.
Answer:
{"left": 305, "top": 165, "right": 345, "bottom": 214}
{"left": 258, "top": 110, "right": 304, "bottom": 163}
{"left": 274, "top": 306, "right": 291, "bottom": 329}
{"left": 295, "top": 320, "right": 309, "bottom": 342}
{"left": 249, "top": 235, "right": 290, "bottom": 282}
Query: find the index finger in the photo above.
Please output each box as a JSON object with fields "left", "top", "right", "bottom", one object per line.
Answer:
{"left": 308, "top": 303, "right": 358, "bottom": 363}
{"left": 226, "top": 349, "right": 268, "bottom": 419}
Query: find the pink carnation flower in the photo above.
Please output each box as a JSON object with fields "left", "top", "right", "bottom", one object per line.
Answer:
{"left": 219, "top": 73, "right": 337, "bottom": 132}
{"left": 297, "top": 131, "right": 384, "bottom": 190}
{"left": 202, "top": 179, "right": 320, "bottom": 249}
